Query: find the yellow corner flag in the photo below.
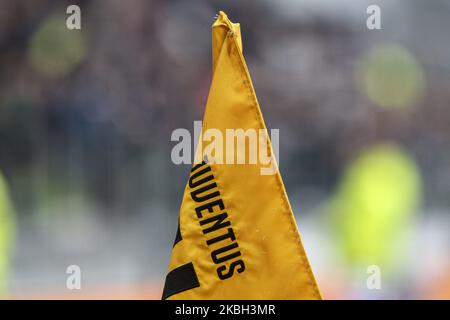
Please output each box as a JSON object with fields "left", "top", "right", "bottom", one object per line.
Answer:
{"left": 163, "top": 11, "right": 321, "bottom": 300}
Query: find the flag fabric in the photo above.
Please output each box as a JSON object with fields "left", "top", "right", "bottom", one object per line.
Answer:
{"left": 162, "top": 11, "right": 321, "bottom": 300}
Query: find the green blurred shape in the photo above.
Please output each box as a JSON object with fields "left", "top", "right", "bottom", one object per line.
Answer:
{"left": 0, "top": 172, "right": 15, "bottom": 296}
{"left": 28, "top": 14, "right": 86, "bottom": 77}
{"left": 329, "top": 144, "right": 422, "bottom": 271}
{"left": 358, "top": 45, "right": 425, "bottom": 109}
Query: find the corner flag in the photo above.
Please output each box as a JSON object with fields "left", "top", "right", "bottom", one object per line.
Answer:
{"left": 163, "top": 11, "right": 321, "bottom": 300}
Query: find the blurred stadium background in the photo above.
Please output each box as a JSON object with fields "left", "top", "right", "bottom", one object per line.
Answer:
{"left": 0, "top": 0, "right": 449, "bottom": 299}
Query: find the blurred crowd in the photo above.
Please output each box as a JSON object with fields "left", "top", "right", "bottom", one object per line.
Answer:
{"left": 0, "top": 0, "right": 449, "bottom": 299}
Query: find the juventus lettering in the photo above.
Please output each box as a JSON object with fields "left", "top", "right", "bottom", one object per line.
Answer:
{"left": 189, "top": 160, "right": 246, "bottom": 280}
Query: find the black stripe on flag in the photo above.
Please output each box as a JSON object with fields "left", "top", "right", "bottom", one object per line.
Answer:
{"left": 173, "top": 222, "right": 182, "bottom": 247}
{"left": 162, "top": 262, "right": 200, "bottom": 300}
